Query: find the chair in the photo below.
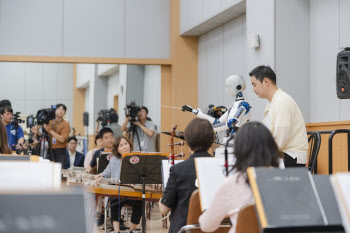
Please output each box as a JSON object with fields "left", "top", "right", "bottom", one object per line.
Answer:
{"left": 307, "top": 131, "right": 321, "bottom": 174}
{"left": 178, "top": 190, "right": 230, "bottom": 233}
{"left": 235, "top": 204, "right": 260, "bottom": 233}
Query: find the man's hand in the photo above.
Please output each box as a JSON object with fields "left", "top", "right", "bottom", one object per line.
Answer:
{"left": 132, "top": 121, "right": 141, "bottom": 127}
{"left": 43, "top": 124, "right": 51, "bottom": 133}
{"left": 94, "top": 174, "right": 103, "bottom": 180}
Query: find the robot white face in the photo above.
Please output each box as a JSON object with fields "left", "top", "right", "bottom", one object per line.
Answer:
{"left": 225, "top": 75, "right": 246, "bottom": 97}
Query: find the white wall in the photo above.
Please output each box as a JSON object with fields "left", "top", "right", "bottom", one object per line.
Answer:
{"left": 144, "top": 65, "right": 161, "bottom": 131}
{"left": 0, "top": 62, "right": 74, "bottom": 123}
{"left": 198, "top": 15, "right": 249, "bottom": 115}
{"left": 0, "top": 0, "right": 170, "bottom": 59}
{"left": 310, "top": 0, "right": 350, "bottom": 123}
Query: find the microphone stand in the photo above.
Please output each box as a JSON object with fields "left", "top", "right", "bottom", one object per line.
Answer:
{"left": 224, "top": 133, "right": 234, "bottom": 177}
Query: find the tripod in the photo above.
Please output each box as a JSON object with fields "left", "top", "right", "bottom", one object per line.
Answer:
{"left": 39, "top": 127, "right": 54, "bottom": 161}
{"left": 129, "top": 121, "right": 142, "bottom": 151}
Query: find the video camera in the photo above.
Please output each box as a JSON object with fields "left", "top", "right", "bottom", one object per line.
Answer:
{"left": 97, "top": 109, "right": 111, "bottom": 127}
{"left": 207, "top": 105, "right": 227, "bottom": 118}
{"left": 126, "top": 101, "right": 140, "bottom": 123}
{"left": 10, "top": 112, "right": 25, "bottom": 129}
{"left": 36, "top": 105, "right": 57, "bottom": 125}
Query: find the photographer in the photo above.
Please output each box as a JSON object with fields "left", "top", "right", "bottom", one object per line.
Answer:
{"left": 121, "top": 105, "right": 156, "bottom": 152}
{"left": 32, "top": 104, "right": 70, "bottom": 166}
{"left": 95, "top": 108, "right": 122, "bottom": 139}
{"left": 0, "top": 106, "right": 24, "bottom": 151}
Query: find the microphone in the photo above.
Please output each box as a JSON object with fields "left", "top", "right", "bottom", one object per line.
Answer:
{"left": 166, "top": 141, "right": 185, "bottom": 146}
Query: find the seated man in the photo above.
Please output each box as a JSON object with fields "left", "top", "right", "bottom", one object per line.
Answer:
{"left": 90, "top": 127, "right": 114, "bottom": 172}
{"left": 64, "top": 136, "right": 84, "bottom": 169}
{"left": 159, "top": 118, "right": 214, "bottom": 233}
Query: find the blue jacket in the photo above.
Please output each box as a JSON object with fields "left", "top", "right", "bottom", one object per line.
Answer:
{"left": 64, "top": 150, "right": 85, "bottom": 169}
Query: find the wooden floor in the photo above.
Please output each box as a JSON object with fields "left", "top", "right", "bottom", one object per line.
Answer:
{"left": 94, "top": 204, "right": 168, "bottom": 233}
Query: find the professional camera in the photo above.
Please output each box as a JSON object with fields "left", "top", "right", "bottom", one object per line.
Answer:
{"left": 10, "top": 112, "right": 25, "bottom": 129}
{"left": 207, "top": 105, "right": 227, "bottom": 118}
{"left": 97, "top": 109, "right": 111, "bottom": 127}
{"left": 36, "top": 105, "right": 57, "bottom": 125}
{"left": 26, "top": 115, "right": 36, "bottom": 129}
{"left": 126, "top": 101, "right": 140, "bottom": 123}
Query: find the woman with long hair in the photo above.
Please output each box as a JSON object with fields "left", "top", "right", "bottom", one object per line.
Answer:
{"left": 199, "top": 121, "right": 280, "bottom": 233}
{"left": 0, "top": 120, "right": 12, "bottom": 154}
{"left": 95, "top": 136, "right": 142, "bottom": 233}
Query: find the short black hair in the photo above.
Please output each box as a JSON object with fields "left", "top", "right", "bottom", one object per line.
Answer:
{"left": 0, "top": 106, "right": 13, "bottom": 115}
{"left": 68, "top": 136, "right": 77, "bottom": 143}
{"left": 99, "top": 127, "right": 114, "bottom": 138}
{"left": 249, "top": 65, "right": 277, "bottom": 85}
{"left": 0, "top": 100, "right": 11, "bottom": 108}
{"left": 139, "top": 106, "right": 148, "bottom": 114}
{"left": 184, "top": 118, "right": 214, "bottom": 152}
{"left": 94, "top": 134, "right": 102, "bottom": 145}
{"left": 56, "top": 104, "right": 67, "bottom": 112}
{"left": 232, "top": 121, "right": 280, "bottom": 181}
{"left": 110, "top": 108, "right": 119, "bottom": 123}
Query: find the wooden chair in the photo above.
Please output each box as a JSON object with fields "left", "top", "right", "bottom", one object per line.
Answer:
{"left": 178, "top": 190, "right": 230, "bottom": 233}
{"left": 235, "top": 204, "right": 260, "bottom": 233}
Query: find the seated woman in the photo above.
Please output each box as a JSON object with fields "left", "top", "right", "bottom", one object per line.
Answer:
{"left": 95, "top": 136, "right": 142, "bottom": 233}
{"left": 199, "top": 121, "right": 280, "bottom": 233}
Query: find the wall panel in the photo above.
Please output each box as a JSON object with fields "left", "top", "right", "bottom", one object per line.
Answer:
{"left": 0, "top": 0, "right": 62, "bottom": 56}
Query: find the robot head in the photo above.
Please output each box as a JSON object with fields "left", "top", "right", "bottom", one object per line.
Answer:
{"left": 225, "top": 75, "right": 246, "bottom": 97}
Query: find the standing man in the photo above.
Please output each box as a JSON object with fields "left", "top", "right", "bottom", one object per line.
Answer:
{"left": 121, "top": 106, "right": 157, "bottom": 152}
{"left": 159, "top": 118, "right": 214, "bottom": 233}
{"left": 33, "top": 104, "right": 71, "bottom": 166}
{"left": 0, "top": 106, "right": 24, "bottom": 151}
{"left": 249, "top": 65, "right": 308, "bottom": 167}
{"left": 64, "top": 136, "right": 85, "bottom": 169}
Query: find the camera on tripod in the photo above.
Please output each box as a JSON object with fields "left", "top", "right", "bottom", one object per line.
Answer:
{"left": 126, "top": 101, "right": 140, "bottom": 123}
{"left": 36, "top": 105, "right": 57, "bottom": 125}
{"left": 10, "top": 112, "right": 25, "bottom": 129}
{"left": 207, "top": 105, "right": 227, "bottom": 118}
{"left": 97, "top": 109, "right": 112, "bottom": 127}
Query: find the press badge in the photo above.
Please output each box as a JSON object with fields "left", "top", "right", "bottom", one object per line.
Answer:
{"left": 52, "top": 137, "right": 57, "bottom": 144}
{"left": 140, "top": 141, "right": 145, "bottom": 147}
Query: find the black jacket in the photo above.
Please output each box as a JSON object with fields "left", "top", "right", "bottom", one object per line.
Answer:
{"left": 161, "top": 151, "right": 212, "bottom": 233}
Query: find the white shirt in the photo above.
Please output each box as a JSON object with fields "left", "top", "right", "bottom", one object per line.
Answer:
{"left": 68, "top": 150, "right": 76, "bottom": 168}
{"left": 263, "top": 89, "right": 308, "bottom": 164}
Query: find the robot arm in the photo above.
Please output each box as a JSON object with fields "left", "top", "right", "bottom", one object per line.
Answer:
{"left": 182, "top": 105, "right": 216, "bottom": 124}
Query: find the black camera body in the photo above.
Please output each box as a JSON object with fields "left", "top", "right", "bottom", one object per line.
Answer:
{"left": 207, "top": 105, "right": 227, "bottom": 118}
{"left": 126, "top": 101, "right": 140, "bottom": 123}
{"left": 10, "top": 112, "right": 25, "bottom": 129}
{"left": 36, "top": 106, "right": 57, "bottom": 125}
{"left": 97, "top": 109, "right": 111, "bottom": 127}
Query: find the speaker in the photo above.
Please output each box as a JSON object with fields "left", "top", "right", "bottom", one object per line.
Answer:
{"left": 83, "top": 112, "right": 89, "bottom": 126}
{"left": 336, "top": 48, "right": 350, "bottom": 99}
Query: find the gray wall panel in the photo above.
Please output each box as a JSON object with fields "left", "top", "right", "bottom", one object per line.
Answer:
{"left": 275, "top": 0, "right": 310, "bottom": 123}
{"left": 0, "top": 0, "right": 62, "bottom": 56}
{"left": 203, "top": 0, "right": 221, "bottom": 20}
{"left": 246, "top": 0, "right": 275, "bottom": 121}
{"left": 206, "top": 27, "right": 224, "bottom": 108}
{"left": 339, "top": 0, "right": 350, "bottom": 120}
{"left": 180, "top": 0, "right": 203, "bottom": 34}
{"left": 63, "top": 0, "right": 125, "bottom": 58}
{"left": 125, "top": 0, "right": 169, "bottom": 59}
{"left": 310, "top": 0, "right": 340, "bottom": 122}
{"left": 198, "top": 16, "right": 247, "bottom": 114}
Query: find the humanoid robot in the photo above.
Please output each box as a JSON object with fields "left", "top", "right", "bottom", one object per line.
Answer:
{"left": 182, "top": 75, "right": 251, "bottom": 135}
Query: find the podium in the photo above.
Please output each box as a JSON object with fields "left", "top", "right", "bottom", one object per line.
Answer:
{"left": 120, "top": 153, "right": 168, "bottom": 233}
